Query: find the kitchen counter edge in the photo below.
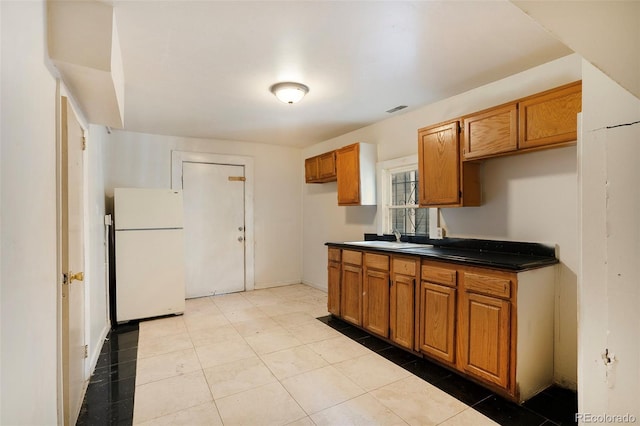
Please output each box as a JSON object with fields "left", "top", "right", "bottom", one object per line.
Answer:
{"left": 325, "top": 242, "right": 559, "bottom": 272}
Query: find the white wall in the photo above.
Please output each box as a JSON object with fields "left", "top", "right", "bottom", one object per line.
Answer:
{"left": 579, "top": 61, "right": 640, "bottom": 420}
{"left": 103, "top": 130, "right": 303, "bottom": 289}
{"left": 0, "top": 1, "right": 59, "bottom": 424}
{"left": 302, "top": 53, "right": 581, "bottom": 387}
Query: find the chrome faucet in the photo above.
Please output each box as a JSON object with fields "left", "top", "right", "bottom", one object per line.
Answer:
{"left": 393, "top": 229, "right": 402, "bottom": 242}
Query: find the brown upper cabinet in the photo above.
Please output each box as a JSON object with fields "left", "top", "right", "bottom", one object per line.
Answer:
{"left": 461, "top": 81, "right": 582, "bottom": 161}
{"left": 336, "top": 142, "right": 376, "bottom": 206}
{"left": 518, "top": 81, "right": 582, "bottom": 150}
{"left": 305, "top": 151, "right": 337, "bottom": 183}
{"left": 418, "top": 120, "right": 481, "bottom": 208}
{"left": 463, "top": 103, "right": 518, "bottom": 160}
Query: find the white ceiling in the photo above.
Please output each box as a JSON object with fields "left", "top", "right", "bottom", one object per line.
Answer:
{"left": 112, "top": 0, "right": 572, "bottom": 148}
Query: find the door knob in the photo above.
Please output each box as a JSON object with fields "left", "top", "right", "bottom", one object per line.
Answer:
{"left": 238, "top": 236, "right": 244, "bottom": 242}
{"left": 70, "top": 271, "right": 84, "bottom": 282}
{"left": 64, "top": 271, "right": 84, "bottom": 284}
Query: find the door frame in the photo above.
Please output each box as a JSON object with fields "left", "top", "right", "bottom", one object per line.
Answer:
{"left": 56, "top": 86, "right": 89, "bottom": 425}
{"left": 171, "top": 151, "right": 255, "bottom": 292}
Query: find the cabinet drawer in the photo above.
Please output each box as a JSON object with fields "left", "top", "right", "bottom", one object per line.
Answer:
{"left": 393, "top": 257, "right": 417, "bottom": 276}
{"left": 328, "top": 248, "right": 341, "bottom": 262}
{"left": 342, "top": 250, "right": 362, "bottom": 266}
{"left": 422, "top": 265, "right": 457, "bottom": 287}
{"left": 365, "top": 253, "right": 389, "bottom": 270}
{"left": 464, "top": 272, "right": 511, "bottom": 299}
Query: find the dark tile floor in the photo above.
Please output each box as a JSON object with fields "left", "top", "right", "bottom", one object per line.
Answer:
{"left": 317, "top": 315, "right": 578, "bottom": 426}
{"left": 77, "top": 322, "right": 139, "bottom": 426}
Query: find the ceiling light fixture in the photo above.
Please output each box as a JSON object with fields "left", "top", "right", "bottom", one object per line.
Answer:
{"left": 270, "top": 82, "right": 309, "bottom": 104}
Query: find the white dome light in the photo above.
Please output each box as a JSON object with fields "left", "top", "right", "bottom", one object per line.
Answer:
{"left": 270, "top": 82, "right": 309, "bottom": 104}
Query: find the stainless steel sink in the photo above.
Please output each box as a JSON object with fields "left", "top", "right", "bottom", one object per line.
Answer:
{"left": 343, "top": 241, "right": 433, "bottom": 250}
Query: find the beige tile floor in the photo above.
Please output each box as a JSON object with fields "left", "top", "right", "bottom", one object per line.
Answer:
{"left": 132, "top": 284, "right": 498, "bottom": 426}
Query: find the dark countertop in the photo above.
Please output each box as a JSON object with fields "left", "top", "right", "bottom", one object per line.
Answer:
{"left": 326, "top": 236, "right": 559, "bottom": 272}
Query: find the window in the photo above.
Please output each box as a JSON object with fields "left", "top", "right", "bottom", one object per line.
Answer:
{"left": 376, "top": 154, "right": 433, "bottom": 236}
{"left": 388, "top": 167, "right": 428, "bottom": 235}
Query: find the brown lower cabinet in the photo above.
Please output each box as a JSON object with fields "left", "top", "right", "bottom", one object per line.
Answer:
{"left": 328, "top": 246, "right": 556, "bottom": 403}
{"left": 459, "top": 290, "right": 511, "bottom": 388}
{"left": 340, "top": 250, "right": 363, "bottom": 326}
{"left": 390, "top": 257, "right": 418, "bottom": 350}
{"left": 419, "top": 261, "right": 457, "bottom": 364}
{"left": 327, "top": 248, "right": 341, "bottom": 316}
{"left": 362, "top": 253, "right": 390, "bottom": 337}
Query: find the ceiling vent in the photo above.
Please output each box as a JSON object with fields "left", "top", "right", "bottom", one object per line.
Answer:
{"left": 386, "top": 105, "right": 408, "bottom": 113}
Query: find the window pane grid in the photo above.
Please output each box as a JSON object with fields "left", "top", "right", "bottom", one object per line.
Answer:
{"left": 390, "top": 169, "right": 428, "bottom": 235}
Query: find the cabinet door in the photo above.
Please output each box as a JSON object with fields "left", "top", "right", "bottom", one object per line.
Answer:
{"left": 327, "top": 260, "right": 341, "bottom": 316}
{"left": 419, "top": 281, "right": 456, "bottom": 364}
{"left": 318, "top": 151, "right": 337, "bottom": 181}
{"left": 362, "top": 269, "right": 390, "bottom": 338}
{"left": 518, "top": 81, "right": 582, "bottom": 150}
{"left": 390, "top": 272, "right": 416, "bottom": 350}
{"left": 341, "top": 263, "right": 363, "bottom": 326}
{"left": 336, "top": 143, "right": 360, "bottom": 205}
{"left": 418, "top": 122, "right": 460, "bottom": 206}
{"left": 459, "top": 291, "right": 510, "bottom": 388}
{"left": 463, "top": 104, "right": 517, "bottom": 160}
{"left": 305, "top": 156, "right": 319, "bottom": 183}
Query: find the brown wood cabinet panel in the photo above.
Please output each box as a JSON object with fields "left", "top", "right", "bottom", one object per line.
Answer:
{"left": 336, "top": 143, "right": 361, "bottom": 205}
{"left": 365, "top": 253, "right": 390, "bottom": 270}
{"left": 418, "top": 121, "right": 460, "bottom": 206}
{"left": 342, "top": 249, "right": 362, "bottom": 266}
{"left": 305, "top": 157, "right": 319, "bottom": 183}
{"left": 465, "top": 272, "right": 511, "bottom": 299}
{"left": 305, "top": 151, "right": 337, "bottom": 183}
{"left": 363, "top": 268, "right": 390, "bottom": 338}
{"left": 519, "top": 81, "right": 582, "bottom": 150}
{"left": 318, "top": 151, "right": 337, "bottom": 180}
{"left": 393, "top": 258, "right": 416, "bottom": 276}
{"left": 419, "top": 281, "right": 457, "bottom": 363}
{"left": 459, "top": 291, "right": 511, "bottom": 388}
{"left": 327, "top": 248, "right": 341, "bottom": 316}
{"left": 328, "top": 247, "right": 341, "bottom": 263}
{"left": 390, "top": 257, "right": 418, "bottom": 350}
{"left": 421, "top": 264, "right": 457, "bottom": 287}
{"left": 418, "top": 120, "right": 481, "bottom": 208}
{"left": 341, "top": 263, "right": 362, "bottom": 326}
{"left": 463, "top": 103, "right": 518, "bottom": 160}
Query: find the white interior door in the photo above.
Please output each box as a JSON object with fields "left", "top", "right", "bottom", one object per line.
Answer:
{"left": 182, "top": 162, "right": 246, "bottom": 297}
{"left": 61, "top": 96, "right": 86, "bottom": 426}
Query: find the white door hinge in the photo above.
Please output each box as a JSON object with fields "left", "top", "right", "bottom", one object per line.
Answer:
{"left": 82, "top": 135, "right": 87, "bottom": 151}
{"left": 83, "top": 345, "right": 88, "bottom": 359}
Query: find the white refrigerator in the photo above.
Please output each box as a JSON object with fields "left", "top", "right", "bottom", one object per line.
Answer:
{"left": 114, "top": 188, "right": 186, "bottom": 322}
